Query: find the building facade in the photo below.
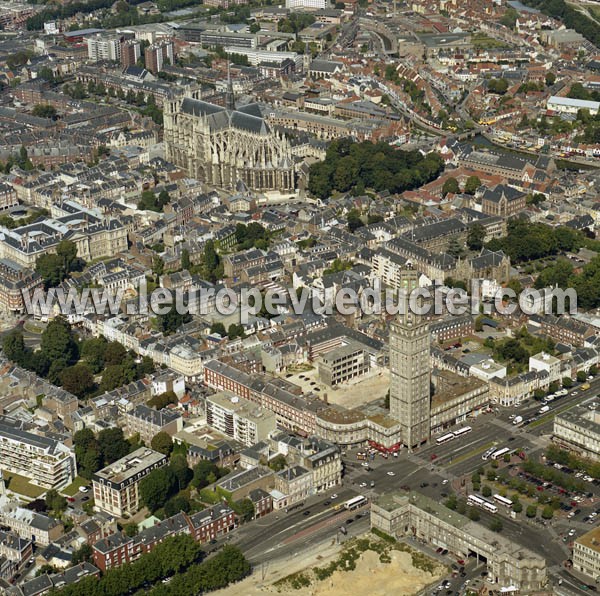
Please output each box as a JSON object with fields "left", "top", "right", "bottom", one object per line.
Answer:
{"left": 92, "top": 448, "right": 168, "bottom": 517}
{"left": 371, "top": 492, "right": 547, "bottom": 592}
{"left": 389, "top": 314, "right": 431, "bottom": 449}
{"left": 164, "top": 91, "right": 295, "bottom": 192}
{"left": 573, "top": 527, "right": 600, "bottom": 582}
{"left": 0, "top": 418, "right": 76, "bottom": 490}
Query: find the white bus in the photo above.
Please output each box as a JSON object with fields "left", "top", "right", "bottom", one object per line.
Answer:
{"left": 436, "top": 432, "right": 456, "bottom": 445}
{"left": 344, "top": 495, "right": 368, "bottom": 511}
{"left": 454, "top": 426, "right": 472, "bottom": 437}
{"left": 468, "top": 494, "right": 498, "bottom": 514}
{"left": 490, "top": 447, "right": 511, "bottom": 460}
{"left": 493, "top": 494, "right": 513, "bottom": 508}
{"left": 467, "top": 494, "right": 485, "bottom": 508}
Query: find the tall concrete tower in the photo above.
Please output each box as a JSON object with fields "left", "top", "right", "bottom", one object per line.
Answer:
{"left": 389, "top": 312, "right": 431, "bottom": 450}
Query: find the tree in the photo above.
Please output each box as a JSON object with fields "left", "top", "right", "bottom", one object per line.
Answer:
{"left": 227, "top": 323, "right": 245, "bottom": 340}
{"left": 148, "top": 391, "right": 178, "bottom": 409}
{"left": 140, "top": 467, "right": 177, "bottom": 511}
{"left": 202, "top": 240, "right": 222, "bottom": 283}
{"left": 97, "top": 427, "right": 130, "bottom": 464}
{"left": 124, "top": 523, "right": 138, "bottom": 537}
{"left": 59, "top": 364, "right": 95, "bottom": 398}
{"left": 442, "top": 177, "right": 459, "bottom": 196}
{"left": 181, "top": 248, "right": 191, "bottom": 271}
{"left": 468, "top": 507, "right": 480, "bottom": 521}
{"left": 235, "top": 498, "right": 254, "bottom": 522}
{"left": 2, "top": 330, "right": 27, "bottom": 365}
{"left": 152, "top": 255, "right": 164, "bottom": 278}
{"left": 526, "top": 504, "right": 537, "bottom": 518}
{"left": 170, "top": 454, "right": 192, "bottom": 488}
{"left": 445, "top": 494, "right": 457, "bottom": 510}
{"left": 151, "top": 431, "right": 174, "bottom": 456}
{"left": 541, "top": 505, "right": 554, "bottom": 519}
{"left": 347, "top": 209, "right": 364, "bottom": 233}
{"left": 269, "top": 454, "right": 287, "bottom": 471}
{"left": 447, "top": 237, "right": 465, "bottom": 258}
{"left": 104, "top": 341, "right": 127, "bottom": 366}
{"left": 545, "top": 72, "right": 556, "bottom": 87}
{"left": 562, "top": 377, "right": 573, "bottom": 388}
{"left": 32, "top": 104, "right": 57, "bottom": 119}
{"left": 464, "top": 175, "right": 481, "bottom": 195}
{"left": 577, "top": 371, "right": 588, "bottom": 383}
{"left": 40, "top": 318, "right": 77, "bottom": 364}
{"left": 36, "top": 253, "right": 66, "bottom": 288}
{"left": 192, "top": 460, "right": 219, "bottom": 489}
{"left": 487, "top": 78, "right": 509, "bottom": 94}
{"left": 80, "top": 337, "right": 107, "bottom": 374}
{"left": 481, "top": 485, "right": 492, "bottom": 498}
{"left": 45, "top": 489, "right": 66, "bottom": 515}
{"left": 210, "top": 322, "right": 227, "bottom": 336}
{"left": 489, "top": 518, "right": 503, "bottom": 532}
{"left": 164, "top": 494, "right": 191, "bottom": 517}
{"left": 500, "top": 7, "right": 518, "bottom": 28}
{"left": 71, "top": 543, "right": 93, "bottom": 565}
{"left": 512, "top": 501, "right": 523, "bottom": 513}
{"left": 56, "top": 240, "right": 78, "bottom": 274}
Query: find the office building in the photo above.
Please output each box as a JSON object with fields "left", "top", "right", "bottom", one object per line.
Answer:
{"left": 389, "top": 313, "right": 431, "bottom": 449}
{"left": 317, "top": 340, "right": 369, "bottom": 387}
{"left": 92, "top": 448, "right": 168, "bottom": 517}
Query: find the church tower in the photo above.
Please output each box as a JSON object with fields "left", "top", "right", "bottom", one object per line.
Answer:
{"left": 389, "top": 312, "right": 431, "bottom": 450}
{"left": 225, "top": 61, "right": 235, "bottom": 111}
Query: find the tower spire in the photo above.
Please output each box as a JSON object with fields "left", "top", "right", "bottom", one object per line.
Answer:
{"left": 225, "top": 60, "right": 235, "bottom": 111}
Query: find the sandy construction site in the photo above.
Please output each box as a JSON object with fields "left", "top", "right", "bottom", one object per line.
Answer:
{"left": 213, "top": 535, "right": 445, "bottom": 596}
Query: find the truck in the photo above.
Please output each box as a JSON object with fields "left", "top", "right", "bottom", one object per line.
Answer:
{"left": 512, "top": 416, "right": 523, "bottom": 425}
{"left": 538, "top": 405, "right": 550, "bottom": 414}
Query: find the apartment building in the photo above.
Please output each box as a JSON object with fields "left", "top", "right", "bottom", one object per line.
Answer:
{"left": 0, "top": 258, "right": 43, "bottom": 313}
{"left": 206, "top": 392, "right": 277, "bottom": 447}
{"left": 121, "top": 39, "right": 141, "bottom": 68}
{"left": 529, "top": 352, "right": 562, "bottom": 384}
{"left": 92, "top": 448, "right": 168, "bottom": 517}
{"left": 144, "top": 40, "right": 174, "bottom": 74}
{"left": 122, "top": 405, "right": 183, "bottom": 445}
{"left": 93, "top": 506, "right": 236, "bottom": 571}
{"left": 87, "top": 34, "right": 122, "bottom": 62}
{"left": 553, "top": 405, "right": 600, "bottom": 461}
{"left": 573, "top": 527, "right": 600, "bottom": 581}
{"left": 0, "top": 417, "right": 77, "bottom": 490}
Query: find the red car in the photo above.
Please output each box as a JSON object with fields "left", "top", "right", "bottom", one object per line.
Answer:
{"left": 457, "top": 559, "right": 465, "bottom": 565}
{"left": 430, "top": 454, "right": 438, "bottom": 461}
{"left": 67, "top": 497, "right": 76, "bottom": 503}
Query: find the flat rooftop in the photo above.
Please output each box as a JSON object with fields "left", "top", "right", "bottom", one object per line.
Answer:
{"left": 94, "top": 447, "right": 166, "bottom": 484}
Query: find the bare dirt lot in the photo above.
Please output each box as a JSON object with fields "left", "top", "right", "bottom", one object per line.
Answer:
{"left": 213, "top": 535, "right": 444, "bottom": 596}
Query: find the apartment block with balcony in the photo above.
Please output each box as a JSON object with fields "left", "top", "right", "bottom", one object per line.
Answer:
{"left": 205, "top": 391, "right": 277, "bottom": 447}
{"left": 0, "top": 417, "right": 77, "bottom": 490}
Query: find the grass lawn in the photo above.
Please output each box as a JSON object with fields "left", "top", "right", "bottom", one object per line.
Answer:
{"left": 23, "top": 321, "right": 45, "bottom": 334}
{"left": 62, "top": 476, "right": 89, "bottom": 496}
{"left": 4, "top": 472, "right": 46, "bottom": 499}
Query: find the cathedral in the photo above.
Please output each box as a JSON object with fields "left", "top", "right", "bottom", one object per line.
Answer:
{"left": 164, "top": 84, "right": 295, "bottom": 192}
